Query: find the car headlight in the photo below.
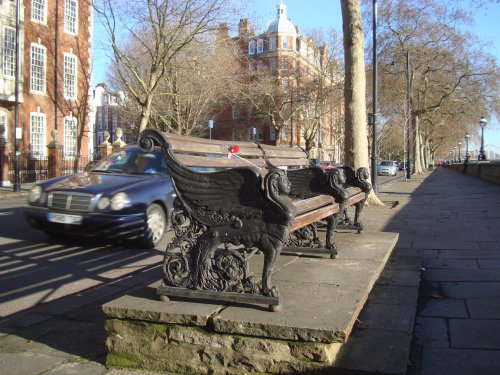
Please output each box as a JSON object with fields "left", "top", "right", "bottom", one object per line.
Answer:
{"left": 97, "top": 197, "right": 110, "bottom": 210}
{"left": 110, "top": 192, "right": 129, "bottom": 211}
{"left": 28, "top": 186, "right": 42, "bottom": 203}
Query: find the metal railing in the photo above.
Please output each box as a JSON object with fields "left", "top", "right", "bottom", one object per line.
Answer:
{"left": 7, "top": 152, "right": 101, "bottom": 183}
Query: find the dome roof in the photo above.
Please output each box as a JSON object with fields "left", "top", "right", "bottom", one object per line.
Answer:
{"left": 267, "top": 1, "right": 297, "bottom": 36}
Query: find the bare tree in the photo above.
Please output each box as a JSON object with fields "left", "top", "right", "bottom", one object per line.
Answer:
{"left": 374, "top": 0, "right": 500, "bottom": 171}
{"left": 94, "top": 0, "right": 227, "bottom": 133}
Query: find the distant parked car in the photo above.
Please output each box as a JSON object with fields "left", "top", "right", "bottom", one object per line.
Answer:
{"left": 24, "top": 145, "right": 175, "bottom": 248}
{"left": 399, "top": 161, "right": 414, "bottom": 171}
{"left": 378, "top": 160, "right": 398, "bottom": 176}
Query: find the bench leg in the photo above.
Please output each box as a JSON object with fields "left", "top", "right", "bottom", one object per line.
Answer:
{"left": 324, "top": 215, "right": 338, "bottom": 259}
{"left": 353, "top": 201, "right": 366, "bottom": 233}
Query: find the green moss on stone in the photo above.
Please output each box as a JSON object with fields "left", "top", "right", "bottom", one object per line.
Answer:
{"left": 106, "top": 353, "right": 140, "bottom": 367}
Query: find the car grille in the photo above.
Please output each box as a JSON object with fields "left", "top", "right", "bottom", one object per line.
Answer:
{"left": 48, "top": 192, "right": 93, "bottom": 212}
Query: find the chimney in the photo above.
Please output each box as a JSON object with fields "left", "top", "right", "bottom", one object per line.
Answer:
{"left": 217, "top": 23, "right": 229, "bottom": 42}
{"left": 238, "top": 18, "right": 250, "bottom": 37}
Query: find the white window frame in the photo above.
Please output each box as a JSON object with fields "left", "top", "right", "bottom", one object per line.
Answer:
{"left": 270, "top": 36, "right": 276, "bottom": 50}
{"left": 282, "top": 126, "right": 289, "bottom": 141}
{"left": 256, "top": 61, "right": 263, "bottom": 71}
{"left": 282, "top": 36, "right": 289, "bottom": 49}
{"left": 0, "top": 112, "right": 7, "bottom": 142}
{"left": 63, "top": 53, "right": 77, "bottom": 100}
{"left": 269, "top": 58, "right": 276, "bottom": 72}
{"left": 63, "top": 116, "right": 77, "bottom": 159}
{"left": 30, "top": 43, "right": 46, "bottom": 94}
{"left": 270, "top": 125, "right": 276, "bottom": 141}
{"left": 64, "top": 0, "right": 78, "bottom": 35}
{"left": 257, "top": 39, "right": 264, "bottom": 53}
{"left": 248, "top": 61, "right": 254, "bottom": 72}
{"left": 256, "top": 128, "right": 263, "bottom": 141}
{"left": 31, "top": 0, "right": 47, "bottom": 24}
{"left": 282, "top": 56, "right": 289, "bottom": 70}
{"left": 248, "top": 40, "right": 256, "bottom": 55}
{"left": 30, "top": 112, "right": 47, "bottom": 159}
{"left": 231, "top": 104, "right": 238, "bottom": 120}
{"left": 3, "top": 27, "right": 16, "bottom": 78}
{"left": 282, "top": 78, "right": 289, "bottom": 92}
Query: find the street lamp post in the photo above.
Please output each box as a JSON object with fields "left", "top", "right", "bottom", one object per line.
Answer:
{"left": 463, "top": 133, "right": 470, "bottom": 174}
{"left": 478, "top": 117, "right": 487, "bottom": 161}
{"left": 458, "top": 141, "right": 462, "bottom": 162}
{"left": 454, "top": 146, "right": 457, "bottom": 162}
{"left": 370, "top": 0, "right": 379, "bottom": 194}
{"left": 465, "top": 133, "right": 470, "bottom": 161}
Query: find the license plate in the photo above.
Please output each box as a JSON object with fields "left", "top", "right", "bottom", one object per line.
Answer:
{"left": 47, "top": 212, "right": 83, "bottom": 225}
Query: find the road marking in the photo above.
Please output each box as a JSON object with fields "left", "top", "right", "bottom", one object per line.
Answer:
{"left": 0, "top": 211, "right": 15, "bottom": 216}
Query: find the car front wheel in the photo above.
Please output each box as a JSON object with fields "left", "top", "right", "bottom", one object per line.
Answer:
{"left": 143, "top": 203, "right": 167, "bottom": 248}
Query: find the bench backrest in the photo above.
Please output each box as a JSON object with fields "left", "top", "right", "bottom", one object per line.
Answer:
{"left": 154, "top": 133, "right": 314, "bottom": 173}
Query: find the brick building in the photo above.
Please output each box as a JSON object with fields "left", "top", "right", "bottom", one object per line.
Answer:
{"left": 0, "top": 0, "right": 93, "bottom": 159}
{"left": 214, "top": 1, "right": 344, "bottom": 162}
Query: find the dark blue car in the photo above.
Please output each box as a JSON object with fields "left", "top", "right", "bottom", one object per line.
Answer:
{"left": 24, "top": 145, "right": 175, "bottom": 248}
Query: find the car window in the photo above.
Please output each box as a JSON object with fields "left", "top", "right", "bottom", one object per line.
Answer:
{"left": 92, "top": 146, "right": 169, "bottom": 175}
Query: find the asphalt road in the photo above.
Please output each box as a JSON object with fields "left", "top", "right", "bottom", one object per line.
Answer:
{"left": 0, "top": 198, "right": 173, "bottom": 318}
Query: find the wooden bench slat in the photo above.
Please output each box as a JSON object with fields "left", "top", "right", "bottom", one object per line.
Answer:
{"left": 291, "top": 204, "right": 340, "bottom": 232}
{"left": 176, "top": 154, "right": 267, "bottom": 168}
{"left": 259, "top": 145, "right": 308, "bottom": 158}
{"left": 170, "top": 139, "right": 263, "bottom": 157}
{"left": 168, "top": 133, "right": 260, "bottom": 147}
{"left": 265, "top": 158, "right": 311, "bottom": 167}
{"left": 292, "top": 195, "right": 333, "bottom": 215}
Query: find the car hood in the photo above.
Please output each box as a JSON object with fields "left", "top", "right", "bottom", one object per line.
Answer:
{"left": 42, "top": 172, "right": 164, "bottom": 195}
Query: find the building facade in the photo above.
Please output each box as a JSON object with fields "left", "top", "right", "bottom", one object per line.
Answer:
{"left": 90, "top": 83, "right": 135, "bottom": 151}
{"left": 214, "top": 1, "right": 344, "bottom": 162}
{"left": 0, "top": 0, "right": 93, "bottom": 159}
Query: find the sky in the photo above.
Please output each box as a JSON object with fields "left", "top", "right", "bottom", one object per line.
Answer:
{"left": 92, "top": 0, "right": 500, "bottom": 152}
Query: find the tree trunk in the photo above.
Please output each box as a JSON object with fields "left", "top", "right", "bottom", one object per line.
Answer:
{"left": 341, "top": 0, "right": 382, "bottom": 206}
{"left": 138, "top": 97, "right": 153, "bottom": 133}
{"left": 413, "top": 116, "right": 423, "bottom": 174}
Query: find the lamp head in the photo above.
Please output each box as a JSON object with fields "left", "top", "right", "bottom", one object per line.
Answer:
{"left": 479, "top": 117, "right": 487, "bottom": 128}
{"left": 465, "top": 133, "right": 470, "bottom": 139}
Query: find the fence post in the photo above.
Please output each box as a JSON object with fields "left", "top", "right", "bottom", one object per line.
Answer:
{"left": 47, "top": 129, "right": 63, "bottom": 179}
{"left": 99, "top": 130, "right": 112, "bottom": 157}
{"left": 0, "top": 124, "right": 10, "bottom": 187}
{"left": 112, "top": 127, "right": 127, "bottom": 152}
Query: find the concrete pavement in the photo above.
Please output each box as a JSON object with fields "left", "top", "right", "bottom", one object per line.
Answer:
{"left": 0, "top": 168, "right": 499, "bottom": 374}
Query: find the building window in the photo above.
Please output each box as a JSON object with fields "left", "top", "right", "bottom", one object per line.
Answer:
{"left": 282, "top": 36, "right": 289, "bottom": 49}
{"left": 282, "top": 57, "right": 289, "bottom": 69}
{"left": 30, "top": 112, "right": 46, "bottom": 159}
{"left": 231, "top": 104, "right": 238, "bottom": 119}
{"left": 32, "top": 0, "right": 47, "bottom": 24}
{"left": 282, "top": 78, "right": 289, "bottom": 92}
{"left": 0, "top": 113, "right": 7, "bottom": 141}
{"left": 269, "top": 36, "right": 276, "bottom": 50}
{"left": 256, "top": 128, "right": 263, "bottom": 141}
{"left": 64, "top": 116, "right": 77, "bottom": 158}
{"left": 3, "top": 27, "right": 15, "bottom": 78}
{"left": 257, "top": 39, "right": 264, "bottom": 53}
{"left": 248, "top": 40, "right": 256, "bottom": 55}
{"left": 64, "top": 0, "right": 78, "bottom": 35}
{"left": 256, "top": 61, "right": 263, "bottom": 71}
{"left": 30, "top": 44, "right": 46, "bottom": 93}
{"left": 269, "top": 58, "right": 276, "bottom": 72}
{"left": 64, "top": 53, "right": 77, "bottom": 99}
{"left": 282, "top": 126, "right": 289, "bottom": 141}
{"left": 248, "top": 61, "right": 253, "bottom": 71}
{"left": 270, "top": 125, "right": 276, "bottom": 141}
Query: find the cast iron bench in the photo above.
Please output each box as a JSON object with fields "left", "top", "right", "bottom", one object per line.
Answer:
{"left": 138, "top": 129, "right": 371, "bottom": 311}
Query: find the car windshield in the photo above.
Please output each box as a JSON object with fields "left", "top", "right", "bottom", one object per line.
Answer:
{"left": 380, "top": 161, "right": 394, "bottom": 166}
{"left": 91, "top": 146, "right": 169, "bottom": 175}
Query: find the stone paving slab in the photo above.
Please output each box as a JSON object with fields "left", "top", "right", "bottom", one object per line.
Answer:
{"left": 419, "top": 299, "right": 468, "bottom": 318}
{"left": 417, "top": 347, "right": 500, "bottom": 375}
{"left": 450, "top": 319, "right": 500, "bottom": 349}
{"left": 102, "top": 281, "right": 224, "bottom": 326}
{"left": 467, "top": 298, "right": 500, "bottom": 319}
{"left": 213, "top": 232, "right": 398, "bottom": 343}
{"left": 0, "top": 352, "right": 68, "bottom": 375}
{"left": 441, "top": 281, "right": 500, "bottom": 299}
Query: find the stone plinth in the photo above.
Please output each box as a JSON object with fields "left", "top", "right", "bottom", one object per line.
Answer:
{"left": 103, "top": 232, "right": 398, "bottom": 374}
